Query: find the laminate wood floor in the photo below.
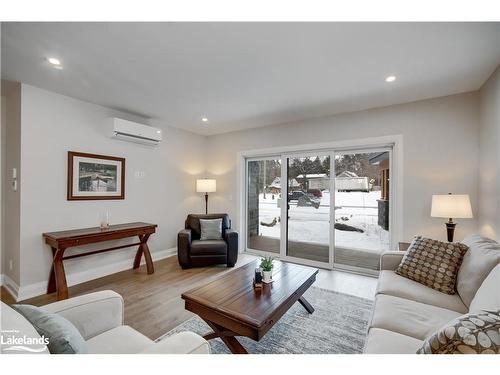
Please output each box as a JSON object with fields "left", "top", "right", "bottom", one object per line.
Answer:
{"left": 0, "top": 253, "right": 377, "bottom": 340}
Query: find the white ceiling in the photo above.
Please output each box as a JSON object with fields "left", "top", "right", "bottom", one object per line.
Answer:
{"left": 2, "top": 22, "right": 499, "bottom": 135}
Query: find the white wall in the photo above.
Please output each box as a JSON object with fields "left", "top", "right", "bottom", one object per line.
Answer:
{"left": 1, "top": 81, "right": 22, "bottom": 287}
{"left": 1, "top": 96, "right": 5, "bottom": 281}
{"left": 478, "top": 66, "right": 500, "bottom": 240}
{"left": 206, "top": 92, "right": 480, "bottom": 244}
{"left": 18, "top": 84, "right": 206, "bottom": 292}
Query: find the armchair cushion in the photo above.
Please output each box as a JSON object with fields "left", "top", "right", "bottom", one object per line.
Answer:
{"left": 141, "top": 332, "right": 210, "bottom": 354}
{"left": 190, "top": 240, "right": 227, "bottom": 255}
{"left": 86, "top": 325, "right": 152, "bottom": 354}
{"left": 41, "top": 290, "right": 123, "bottom": 340}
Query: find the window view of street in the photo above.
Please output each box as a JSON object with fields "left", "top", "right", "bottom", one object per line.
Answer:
{"left": 247, "top": 151, "right": 391, "bottom": 271}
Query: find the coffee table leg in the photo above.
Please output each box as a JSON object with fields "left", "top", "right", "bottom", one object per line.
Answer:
{"left": 202, "top": 319, "right": 248, "bottom": 354}
{"left": 298, "top": 296, "right": 315, "bottom": 314}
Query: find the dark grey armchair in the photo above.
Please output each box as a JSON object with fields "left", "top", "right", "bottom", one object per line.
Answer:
{"left": 177, "top": 213, "right": 238, "bottom": 269}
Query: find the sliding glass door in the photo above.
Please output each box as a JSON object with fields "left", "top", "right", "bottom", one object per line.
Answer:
{"left": 284, "top": 153, "right": 333, "bottom": 267}
{"left": 246, "top": 158, "right": 282, "bottom": 255}
{"left": 246, "top": 146, "right": 392, "bottom": 272}
{"left": 333, "top": 150, "right": 391, "bottom": 271}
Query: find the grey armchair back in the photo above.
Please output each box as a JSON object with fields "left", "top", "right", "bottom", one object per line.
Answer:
{"left": 177, "top": 213, "right": 239, "bottom": 269}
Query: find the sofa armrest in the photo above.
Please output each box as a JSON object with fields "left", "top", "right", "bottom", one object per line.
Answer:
{"left": 140, "top": 332, "right": 210, "bottom": 354}
{"left": 40, "top": 290, "right": 123, "bottom": 340}
{"left": 225, "top": 229, "right": 239, "bottom": 267}
{"left": 178, "top": 229, "right": 192, "bottom": 268}
{"left": 380, "top": 251, "right": 405, "bottom": 271}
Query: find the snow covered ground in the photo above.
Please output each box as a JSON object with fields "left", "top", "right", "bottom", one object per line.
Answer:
{"left": 257, "top": 191, "right": 389, "bottom": 252}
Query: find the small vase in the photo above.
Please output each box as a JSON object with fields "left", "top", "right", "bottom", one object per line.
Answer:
{"left": 262, "top": 270, "right": 273, "bottom": 283}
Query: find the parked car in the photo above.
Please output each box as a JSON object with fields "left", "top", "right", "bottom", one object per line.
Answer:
{"left": 288, "top": 190, "right": 306, "bottom": 201}
{"left": 288, "top": 191, "right": 321, "bottom": 209}
{"left": 307, "top": 189, "right": 323, "bottom": 198}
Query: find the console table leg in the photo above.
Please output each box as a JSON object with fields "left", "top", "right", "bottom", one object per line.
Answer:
{"left": 133, "top": 239, "right": 144, "bottom": 270}
{"left": 53, "top": 248, "right": 68, "bottom": 300}
{"left": 134, "top": 234, "right": 154, "bottom": 274}
{"left": 47, "top": 247, "right": 57, "bottom": 294}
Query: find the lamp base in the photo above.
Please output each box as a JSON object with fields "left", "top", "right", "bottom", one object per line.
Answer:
{"left": 445, "top": 219, "right": 456, "bottom": 242}
{"left": 205, "top": 193, "right": 208, "bottom": 215}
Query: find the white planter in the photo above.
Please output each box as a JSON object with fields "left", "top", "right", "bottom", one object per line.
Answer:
{"left": 262, "top": 270, "right": 273, "bottom": 283}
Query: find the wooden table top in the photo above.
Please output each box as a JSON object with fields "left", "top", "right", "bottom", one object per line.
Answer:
{"left": 182, "top": 260, "right": 318, "bottom": 328}
{"left": 43, "top": 222, "right": 157, "bottom": 240}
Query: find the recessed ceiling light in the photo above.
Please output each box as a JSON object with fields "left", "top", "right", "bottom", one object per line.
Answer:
{"left": 385, "top": 75, "right": 396, "bottom": 82}
{"left": 201, "top": 117, "right": 209, "bottom": 123}
{"left": 47, "top": 57, "right": 62, "bottom": 66}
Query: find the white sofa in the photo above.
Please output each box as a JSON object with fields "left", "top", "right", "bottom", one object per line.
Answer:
{"left": 364, "top": 235, "right": 500, "bottom": 354}
{"left": 0, "top": 290, "right": 210, "bottom": 354}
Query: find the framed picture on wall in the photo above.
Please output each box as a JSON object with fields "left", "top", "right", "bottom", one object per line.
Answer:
{"left": 67, "top": 151, "right": 125, "bottom": 200}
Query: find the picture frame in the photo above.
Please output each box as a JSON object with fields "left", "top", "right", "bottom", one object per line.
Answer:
{"left": 67, "top": 151, "right": 125, "bottom": 200}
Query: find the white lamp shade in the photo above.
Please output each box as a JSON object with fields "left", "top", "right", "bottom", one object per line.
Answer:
{"left": 431, "top": 194, "right": 473, "bottom": 219}
{"left": 196, "top": 179, "right": 216, "bottom": 193}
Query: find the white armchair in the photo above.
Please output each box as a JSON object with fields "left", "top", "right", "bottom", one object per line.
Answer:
{"left": 1, "top": 290, "right": 210, "bottom": 354}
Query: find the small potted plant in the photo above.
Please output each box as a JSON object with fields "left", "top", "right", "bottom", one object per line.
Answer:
{"left": 260, "top": 256, "right": 274, "bottom": 283}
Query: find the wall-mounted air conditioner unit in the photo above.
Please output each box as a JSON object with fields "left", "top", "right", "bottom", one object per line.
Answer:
{"left": 108, "top": 118, "right": 162, "bottom": 146}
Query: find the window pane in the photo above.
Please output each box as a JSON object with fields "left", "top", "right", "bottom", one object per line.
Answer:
{"left": 286, "top": 155, "right": 330, "bottom": 263}
{"left": 333, "top": 151, "right": 390, "bottom": 270}
{"left": 247, "top": 159, "right": 281, "bottom": 254}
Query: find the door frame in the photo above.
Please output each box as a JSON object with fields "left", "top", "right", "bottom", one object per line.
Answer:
{"left": 280, "top": 151, "right": 334, "bottom": 269}
{"left": 237, "top": 135, "right": 404, "bottom": 270}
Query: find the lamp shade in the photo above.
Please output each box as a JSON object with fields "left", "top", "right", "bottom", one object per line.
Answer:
{"left": 431, "top": 194, "right": 473, "bottom": 219}
{"left": 196, "top": 179, "right": 216, "bottom": 193}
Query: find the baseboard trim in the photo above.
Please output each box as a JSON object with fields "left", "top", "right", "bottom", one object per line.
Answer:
{"left": 12, "top": 247, "right": 177, "bottom": 302}
{"left": 2, "top": 274, "right": 20, "bottom": 301}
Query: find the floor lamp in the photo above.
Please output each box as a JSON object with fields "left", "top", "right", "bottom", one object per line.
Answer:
{"left": 196, "top": 179, "right": 216, "bottom": 214}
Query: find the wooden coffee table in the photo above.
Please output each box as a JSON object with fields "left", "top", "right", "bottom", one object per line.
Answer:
{"left": 181, "top": 260, "right": 318, "bottom": 354}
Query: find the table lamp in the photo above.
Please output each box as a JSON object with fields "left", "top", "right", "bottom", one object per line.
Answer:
{"left": 431, "top": 193, "right": 473, "bottom": 242}
{"left": 196, "top": 179, "right": 216, "bottom": 214}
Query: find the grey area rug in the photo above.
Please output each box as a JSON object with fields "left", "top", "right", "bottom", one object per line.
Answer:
{"left": 158, "top": 287, "right": 373, "bottom": 354}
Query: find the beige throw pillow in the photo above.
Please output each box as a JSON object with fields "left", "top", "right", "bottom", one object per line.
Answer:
{"left": 395, "top": 236, "right": 468, "bottom": 295}
{"left": 457, "top": 235, "right": 500, "bottom": 307}
{"left": 417, "top": 310, "right": 500, "bottom": 354}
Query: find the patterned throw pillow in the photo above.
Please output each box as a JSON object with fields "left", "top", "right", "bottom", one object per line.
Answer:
{"left": 395, "top": 236, "right": 468, "bottom": 294}
{"left": 417, "top": 310, "right": 500, "bottom": 354}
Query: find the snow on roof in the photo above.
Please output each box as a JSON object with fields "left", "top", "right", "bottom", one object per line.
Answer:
{"left": 296, "top": 174, "right": 328, "bottom": 179}
{"left": 269, "top": 177, "right": 300, "bottom": 188}
{"left": 336, "top": 171, "right": 358, "bottom": 178}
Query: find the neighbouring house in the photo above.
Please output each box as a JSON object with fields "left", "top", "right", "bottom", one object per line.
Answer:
{"left": 296, "top": 173, "right": 330, "bottom": 190}
{"left": 268, "top": 176, "right": 300, "bottom": 194}
{"left": 335, "top": 171, "right": 369, "bottom": 192}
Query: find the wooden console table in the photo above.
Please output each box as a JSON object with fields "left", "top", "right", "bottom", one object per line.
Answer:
{"left": 43, "top": 222, "right": 157, "bottom": 300}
